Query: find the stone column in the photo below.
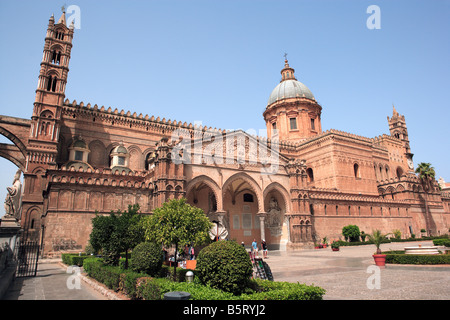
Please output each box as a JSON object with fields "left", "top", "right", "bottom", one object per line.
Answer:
{"left": 257, "top": 213, "right": 266, "bottom": 241}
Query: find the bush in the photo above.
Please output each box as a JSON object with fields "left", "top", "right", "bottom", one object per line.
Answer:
{"left": 83, "top": 257, "right": 122, "bottom": 291}
{"left": 433, "top": 239, "right": 450, "bottom": 247}
{"left": 130, "top": 242, "right": 163, "bottom": 276}
{"left": 136, "top": 277, "right": 162, "bottom": 300}
{"left": 383, "top": 251, "right": 450, "bottom": 265}
{"left": 196, "top": 240, "right": 253, "bottom": 295}
{"left": 82, "top": 257, "right": 326, "bottom": 300}
{"left": 151, "top": 278, "right": 237, "bottom": 300}
{"left": 120, "top": 272, "right": 148, "bottom": 299}
{"left": 241, "top": 279, "right": 325, "bottom": 300}
{"left": 342, "top": 225, "right": 360, "bottom": 242}
{"left": 61, "top": 253, "right": 91, "bottom": 267}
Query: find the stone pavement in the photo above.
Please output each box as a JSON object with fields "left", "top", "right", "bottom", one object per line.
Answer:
{"left": 264, "top": 240, "right": 450, "bottom": 300}
{"left": 2, "top": 260, "right": 107, "bottom": 300}
{"left": 2, "top": 240, "right": 449, "bottom": 300}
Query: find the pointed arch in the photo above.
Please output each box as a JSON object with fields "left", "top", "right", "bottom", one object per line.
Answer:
{"left": 222, "top": 172, "right": 263, "bottom": 212}
{"left": 186, "top": 175, "right": 222, "bottom": 212}
{"left": 263, "top": 181, "right": 291, "bottom": 213}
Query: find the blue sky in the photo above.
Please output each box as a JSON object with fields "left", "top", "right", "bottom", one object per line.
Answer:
{"left": 0, "top": 0, "right": 449, "bottom": 216}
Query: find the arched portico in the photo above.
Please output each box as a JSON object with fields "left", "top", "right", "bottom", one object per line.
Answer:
{"left": 221, "top": 172, "right": 264, "bottom": 246}
{"left": 263, "top": 182, "right": 291, "bottom": 250}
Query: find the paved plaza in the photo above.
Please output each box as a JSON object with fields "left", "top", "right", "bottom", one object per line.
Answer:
{"left": 266, "top": 240, "right": 450, "bottom": 300}
{"left": 2, "top": 240, "right": 449, "bottom": 300}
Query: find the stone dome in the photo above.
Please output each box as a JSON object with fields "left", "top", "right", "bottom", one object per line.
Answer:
{"left": 267, "top": 79, "right": 315, "bottom": 106}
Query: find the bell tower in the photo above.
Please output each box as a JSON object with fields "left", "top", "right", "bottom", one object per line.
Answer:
{"left": 29, "top": 9, "right": 74, "bottom": 168}
{"left": 387, "top": 105, "right": 414, "bottom": 172}
{"left": 20, "top": 10, "right": 75, "bottom": 238}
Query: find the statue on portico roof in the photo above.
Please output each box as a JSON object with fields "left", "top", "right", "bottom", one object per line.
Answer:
{"left": 3, "top": 169, "right": 22, "bottom": 221}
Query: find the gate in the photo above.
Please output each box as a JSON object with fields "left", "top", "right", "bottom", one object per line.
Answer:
{"left": 15, "top": 240, "right": 40, "bottom": 277}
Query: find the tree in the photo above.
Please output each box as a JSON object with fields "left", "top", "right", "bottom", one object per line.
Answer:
{"left": 89, "top": 204, "right": 145, "bottom": 267}
{"left": 142, "top": 198, "right": 212, "bottom": 279}
{"left": 342, "top": 225, "right": 360, "bottom": 242}
{"left": 415, "top": 162, "right": 437, "bottom": 236}
{"left": 367, "top": 229, "right": 390, "bottom": 254}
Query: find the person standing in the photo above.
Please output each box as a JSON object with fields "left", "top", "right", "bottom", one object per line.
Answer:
{"left": 261, "top": 239, "right": 268, "bottom": 258}
{"left": 251, "top": 239, "right": 258, "bottom": 258}
{"left": 189, "top": 245, "right": 195, "bottom": 260}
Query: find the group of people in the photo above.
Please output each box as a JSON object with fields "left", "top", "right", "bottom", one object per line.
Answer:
{"left": 242, "top": 239, "right": 268, "bottom": 259}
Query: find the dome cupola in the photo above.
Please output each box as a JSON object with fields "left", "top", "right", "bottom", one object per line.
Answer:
{"left": 263, "top": 57, "right": 322, "bottom": 142}
{"left": 267, "top": 59, "right": 315, "bottom": 106}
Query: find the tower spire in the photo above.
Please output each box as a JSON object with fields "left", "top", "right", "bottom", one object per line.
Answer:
{"left": 57, "top": 5, "right": 66, "bottom": 25}
{"left": 280, "top": 54, "right": 296, "bottom": 82}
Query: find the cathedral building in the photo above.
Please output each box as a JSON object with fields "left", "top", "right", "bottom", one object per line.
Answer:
{"left": 1, "top": 11, "right": 449, "bottom": 255}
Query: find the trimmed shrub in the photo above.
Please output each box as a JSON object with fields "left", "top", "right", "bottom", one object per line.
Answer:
{"left": 120, "top": 272, "right": 148, "bottom": 299}
{"left": 383, "top": 251, "right": 450, "bottom": 264}
{"left": 196, "top": 240, "right": 253, "bottom": 295}
{"left": 82, "top": 257, "right": 326, "bottom": 300}
{"left": 83, "top": 257, "right": 122, "bottom": 291}
{"left": 241, "top": 279, "right": 325, "bottom": 300}
{"left": 433, "top": 239, "right": 450, "bottom": 247}
{"left": 129, "top": 242, "right": 163, "bottom": 276}
{"left": 136, "top": 277, "right": 162, "bottom": 300}
{"left": 151, "top": 278, "right": 236, "bottom": 300}
{"left": 61, "top": 253, "right": 92, "bottom": 267}
{"left": 342, "top": 225, "right": 361, "bottom": 242}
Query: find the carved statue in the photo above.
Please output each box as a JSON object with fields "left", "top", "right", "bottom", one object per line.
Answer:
{"left": 266, "top": 197, "right": 282, "bottom": 236}
{"left": 3, "top": 169, "right": 22, "bottom": 221}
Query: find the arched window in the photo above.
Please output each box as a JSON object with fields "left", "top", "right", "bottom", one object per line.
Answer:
{"left": 396, "top": 167, "right": 404, "bottom": 179}
{"left": 243, "top": 193, "right": 254, "bottom": 202}
{"left": 46, "top": 75, "right": 57, "bottom": 92}
{"left": 354, "top": 163, "right": 360, "bottom": 178}
{"left": 51, "top": 50, "right": 61, "bottom": 65}
{"left": 306, "top": 168, "right": 314, "bottom": 183}
{"left": 55, "top": 30, "right": 64, "bottom": 40}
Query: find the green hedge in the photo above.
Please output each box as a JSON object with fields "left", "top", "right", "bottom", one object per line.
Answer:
{"left": 240, "top": 279, "right": 325, "bottom": 300}
{"left": 382, "top": 251, "right": 450, "bottom": 265}
{"left": 433, "top": 239, "right": 450, "bottom": 247}
{"left": 335, "top": 235, "right": 449, "bottom": 247}
{"left": 61, "top": 253, "right": 93, "bottom": 267}
{"left": 83, "top": 257, "right": 148, "bottom": 298}
{"left": 82, "top": 257, "right": 325, "bottom": 300}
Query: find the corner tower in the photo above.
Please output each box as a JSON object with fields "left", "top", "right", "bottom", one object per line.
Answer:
{"left": 263, "top": 58, "right": 322, "bottom": 142}
{"left": 20, "top": 10, "right": 75, "bottom": 239}
{"left": 387, "top": 106, "right": 414, "bottom": 172}
{"left": 29, "top": 10, "right": 74, "bottom": 168}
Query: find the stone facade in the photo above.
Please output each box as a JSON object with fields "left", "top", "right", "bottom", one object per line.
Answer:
{"left": 1, "top": 11, "right": 449, "bottom": 256}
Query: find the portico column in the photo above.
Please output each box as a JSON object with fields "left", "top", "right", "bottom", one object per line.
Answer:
{"left": 257, "top": 212, "right": 266, "bottom": 241}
